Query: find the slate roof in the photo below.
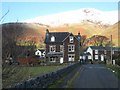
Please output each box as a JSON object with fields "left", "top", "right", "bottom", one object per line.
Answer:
{"left": 105, "top": 47, "right": 120, "bottom": 51}
{"left": 81, "top": 52, "right": 91, "bottom": 56}
{"left": 89, "top": 46, "right": 105, "bottom": 50}
{"left": 44, "top": 32, "right": 70, "bottom": 43}
{"left": 75, "top": 35, "right": 81, "bottom": 42}
{"left": 37, "top": 49, "right": 45, "bottom": 53}
{"left": 86, "top": 52, "right": 91, "bottom": 55}
{"left": 89, "top": 46, "right": 120, "bottom": 51}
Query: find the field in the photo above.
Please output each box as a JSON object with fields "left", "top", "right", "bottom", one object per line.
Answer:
{"left": 2, "top": 64, "right": 67, "bottom": 88}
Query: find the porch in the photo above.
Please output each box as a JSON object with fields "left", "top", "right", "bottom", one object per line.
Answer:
{"left": 46, "top": 52, "right": 64, "bottom": 63}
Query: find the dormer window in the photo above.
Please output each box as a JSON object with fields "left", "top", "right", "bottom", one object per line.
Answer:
{"left": 112, "top": 50, "right": 114, "bottom": 54}
{"left": 60, "top": 45, "right": 64, "bottom": 52}
{"left": 95, "top": 50, "right": 98, "bottom": 54}
{"left": 69, "top": 36, "right": 74, "bottom": 43}
{"left": 49, "top": 45, "right": 56, "bottom": 52}
{"left": 51, "top": 36, "right": 55, "bottom": 42}
{"left": 104, "top": 50, "right": 107, "bottom": 54}
{"left": 78, "top": 36, "right": 80, "bottom": 40}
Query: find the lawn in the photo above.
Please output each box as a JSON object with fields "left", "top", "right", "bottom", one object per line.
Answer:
{"left": 2, "top": 64, "right": 67, "bottom": 88}
{"left": 106, "top": 64, "right": 120, "bottom": 79}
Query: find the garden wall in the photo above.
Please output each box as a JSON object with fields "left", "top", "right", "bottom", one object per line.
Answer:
{"left": 8, "top": 63, "right": 79, "bottom": 88}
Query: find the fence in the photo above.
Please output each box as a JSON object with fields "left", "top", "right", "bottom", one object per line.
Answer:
{"left": 8, "top": 62, "right": 79, "bottom": 88}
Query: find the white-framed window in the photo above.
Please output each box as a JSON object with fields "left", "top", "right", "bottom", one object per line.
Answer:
{"left": 49, "top": 57, "right": 56, "bottom": 62}
{"left": 104, "top": 50, "right": 107, "bottom": 54}
{"left": 60, "top": 45, "right": 64, "bottom": 52}
{"left": 42, "top": 51, "right": 45, "bottom": 57}
{"left": 95, "top": 50, "right": 98, "bottom": 54}
{"left": 69, "top": 36, "right": 74, "bottom": 43}
{"left": 35, "top": 50, "right": 41, "bottom": 56}
{"left": 51, "top": 36, "right": 55, "bottom": 42}
{"left": 49, "top": 45, "right": 56, "bottom": 52}
{"left": 80, "top": 56, "right": 82, "bottom": 59}
{"left": 68, "top": 54, "right": 75, "bottom": 61}
{"left": 68, "top": 45, "right": 75, "bottom": 52}
{"left": 88, "top": 56, "right": 92, "bottom": 59}
{"left": 95, "top": 55, "right": 98, "bottom": 59}
{"left": 83, "top": 56, "right": 85, "bottom": 60}
{"left": 112, "top": 50, "right": 114, "bottom": 54}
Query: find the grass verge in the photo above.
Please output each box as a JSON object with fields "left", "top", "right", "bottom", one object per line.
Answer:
{"left": 2, "top": 64, "right": 67, "bottom": 88}
{"left": 48, "top": 63, "right": 80, "bottom": 88}
{"left": 106, "top": 64, "right": 120, "bottom": 79}
{"left": 65, "top": 71, "right": 80, "bottom": 88}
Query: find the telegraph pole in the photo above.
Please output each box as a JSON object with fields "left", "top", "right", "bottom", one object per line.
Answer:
{"left": 110, "top": 35, "right": 112, "bottom": 64}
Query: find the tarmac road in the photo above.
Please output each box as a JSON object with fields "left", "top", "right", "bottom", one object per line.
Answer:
{"left": 73, "top": 64, "right": 118, "bottom": 88}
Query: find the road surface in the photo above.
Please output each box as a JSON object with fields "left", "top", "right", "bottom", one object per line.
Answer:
{"left": 73, "top": 64, "right": 118, "bottom": 88}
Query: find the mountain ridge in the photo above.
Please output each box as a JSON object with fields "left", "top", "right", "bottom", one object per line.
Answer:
{"left": 23, "top": 8, "right": 118, "bottom": 27}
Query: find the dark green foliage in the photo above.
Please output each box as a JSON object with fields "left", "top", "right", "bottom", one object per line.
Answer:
{"left": 115, "top": 59, "right": 120, "bottom": 66}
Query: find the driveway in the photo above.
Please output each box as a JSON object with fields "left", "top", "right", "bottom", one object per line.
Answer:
{"left": 73, "top": 64, "right": 118, "bottom": 88}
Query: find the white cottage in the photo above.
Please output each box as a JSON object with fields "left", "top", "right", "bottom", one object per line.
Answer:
{"left": 86, "top": 46, "right": 105, "bottom": 61}
{"left": 35, "top": 49, "right": 45, "bottom": 57}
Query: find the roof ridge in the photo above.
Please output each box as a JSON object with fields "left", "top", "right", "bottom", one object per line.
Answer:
{"left": 49, "top": 32, "right": 69, "bottom": 33}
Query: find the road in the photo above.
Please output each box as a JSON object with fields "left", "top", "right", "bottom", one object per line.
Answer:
{"left": 72, "top": 64, "right": 118, "bottom": 88}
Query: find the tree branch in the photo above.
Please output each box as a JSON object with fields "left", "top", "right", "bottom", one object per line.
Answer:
{"left": 0, "top": 9, "right": 9, "bottom": 22}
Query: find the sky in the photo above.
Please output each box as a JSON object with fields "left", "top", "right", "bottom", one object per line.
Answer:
{"left": 1, "top": 2, "right": 118, "bottom": 24}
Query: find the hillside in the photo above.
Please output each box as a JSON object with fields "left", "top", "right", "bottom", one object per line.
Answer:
{"left": 48, "top": 22, "right": 118, "bottom": 46}
{"left": 49, "top": 21, "right": 108, "bottom": 37}
{"left": 2, "top": 23, "right": 47, "bottom": 48}
{"left": 21, "top": 8, "right": 118, "bottom": 46}
{"left": 2, "top": 21, "right": 119, "bottom": 47}
{"left": 101, "top": 22, "right": 119, "bottom": 46}
{"left": 2, "top": 8, "right": 119, "bottom": 48}
{"left": 2, "top": 22, "right": 50, "bottom": 61}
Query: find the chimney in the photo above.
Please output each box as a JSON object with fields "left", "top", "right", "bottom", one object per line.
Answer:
{"left": 46, "top": 29, "right": 49, "bottom": 36}
{"left": 78, "top": 31, "right": 80, "bottom": 36}
{"left": 46, "top": 29, "right": 49, "bottom": 34}
{"left": 78, "top": 31, "right": 81, "bottom": 38}
{"left": 77, "top": 31, "right": 81, "bottom": 43}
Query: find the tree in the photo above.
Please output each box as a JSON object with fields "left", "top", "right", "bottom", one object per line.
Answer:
{"left": 0, "top": 9, "right": 9, "bottom": 23}
{"left": 80, "top": 35, "right": 87, "bottom": 47}
{"left": 84, "top": 35, "right": 113, "bottom": 46}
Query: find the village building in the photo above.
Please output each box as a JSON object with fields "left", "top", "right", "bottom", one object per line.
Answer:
{"left": 44, "top": 29, "right": 81, "bottom": 63}
{"left": 35, "top": 49, "right": 45, "bottom": 58}
{"left": 82, "top": 46, "right": 120, "bottom": 62}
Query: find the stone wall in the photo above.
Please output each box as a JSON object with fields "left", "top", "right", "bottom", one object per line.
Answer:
{"left": 9, "top": 63, "right": 79, "bottom": 88}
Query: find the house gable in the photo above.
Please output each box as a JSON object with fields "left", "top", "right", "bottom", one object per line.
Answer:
{"left": 44, "top": 31, "right": 69, "bottom": 44}
{"left": 62, "top": 33, "right": 79, "bottom": 43}
{"left": 86, "top": 47, "right": 93, "bottom": 56}
{"left": 35, "top": 50, "right": 41, "bottom": 56}
{"left": 63, "top": 33, "right": 80, "bottom": 62}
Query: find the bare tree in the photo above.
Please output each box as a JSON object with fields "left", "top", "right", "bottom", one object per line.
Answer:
{"left": 0, "top": 9, "right": 9, "bottom": 23}
{"left": 81, "top": 35, "right": 87, "bottom": 47}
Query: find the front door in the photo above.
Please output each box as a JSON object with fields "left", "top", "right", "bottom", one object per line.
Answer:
{"left": 60, "top": 57, "right": 63, "bottom": 64}
{"left": 101, "top": 55, "right": 104, "bottom": 61}
{"left": 68, "top": 54, "right": 75, "bottom": 62}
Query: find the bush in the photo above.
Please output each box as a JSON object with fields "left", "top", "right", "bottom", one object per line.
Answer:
{"left": 98, "top": 61, "right": 106, "bottom": 64}
{"left": 115, "top": 59, "right": 120, "bottom": 66}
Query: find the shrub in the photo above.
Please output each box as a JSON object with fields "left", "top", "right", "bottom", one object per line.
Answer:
{"left": 115, "top": 59, "right": 120, "bottom": 66}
